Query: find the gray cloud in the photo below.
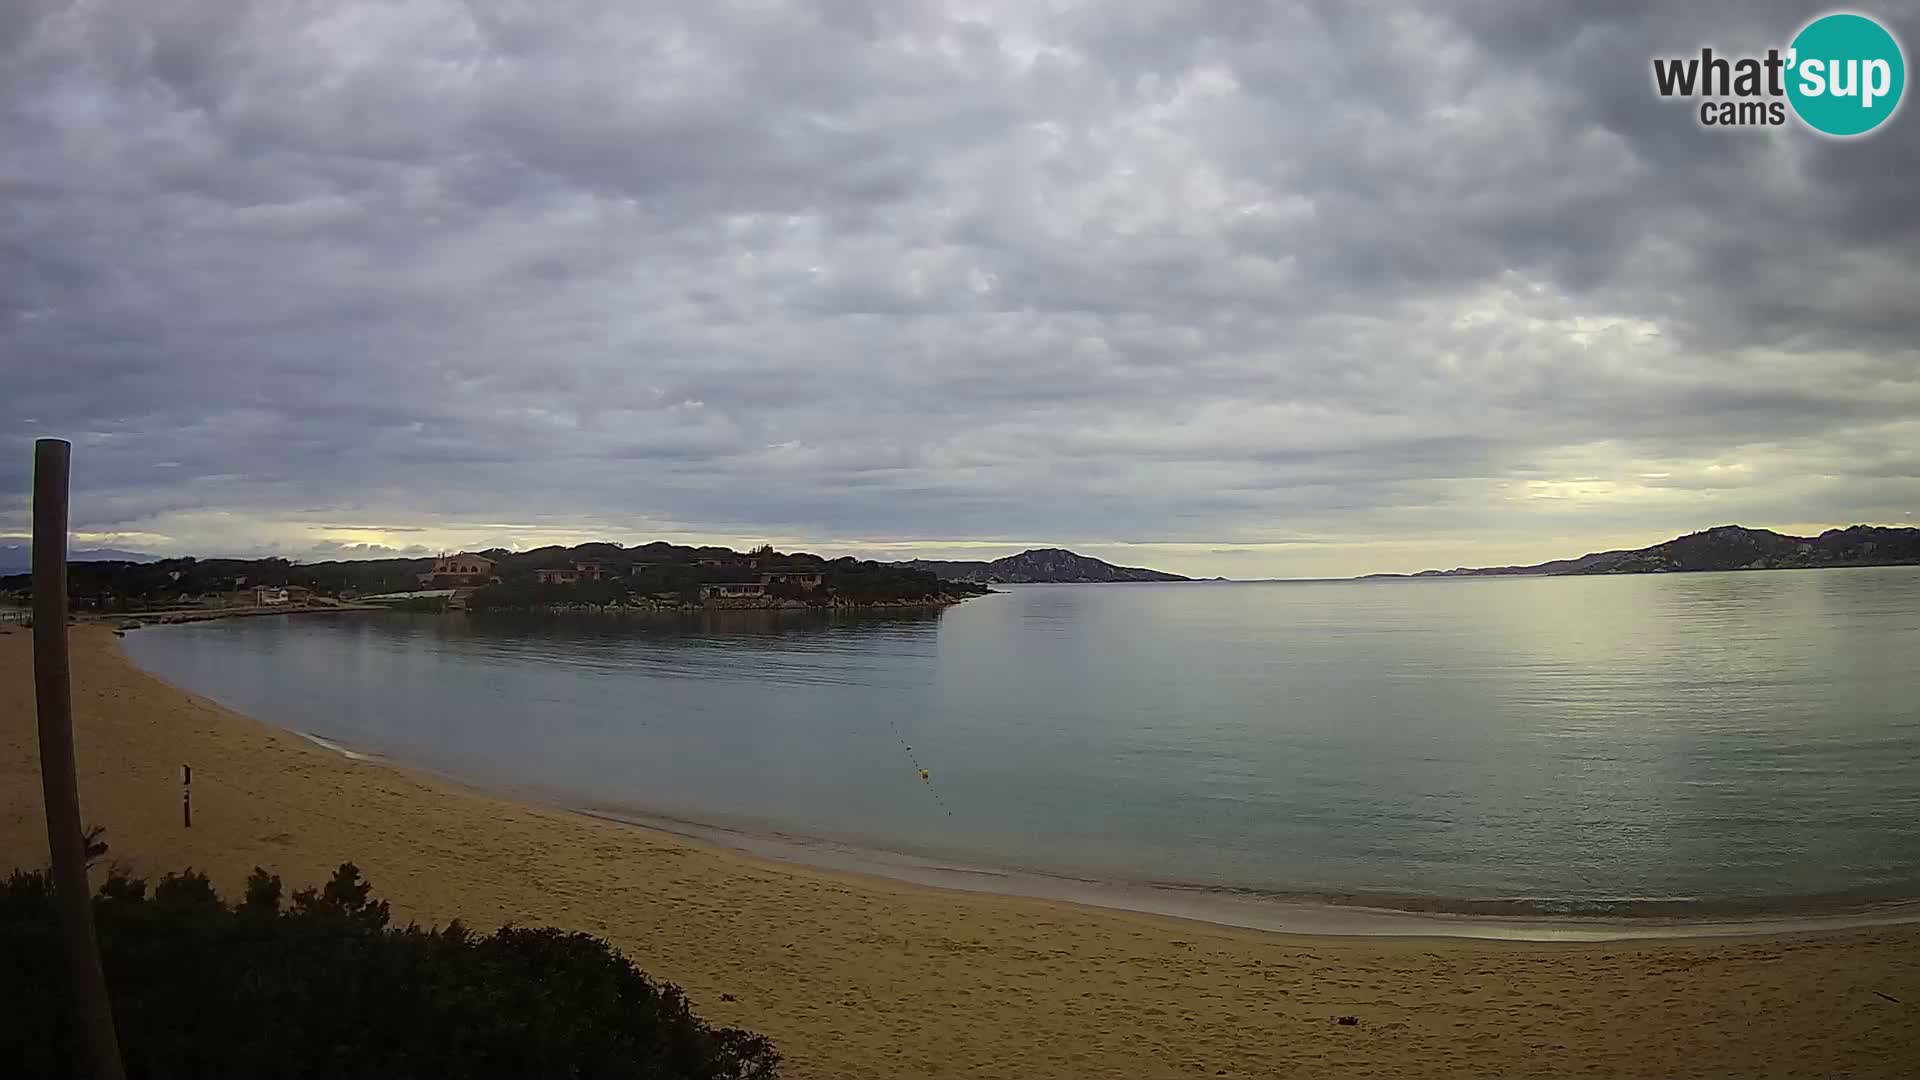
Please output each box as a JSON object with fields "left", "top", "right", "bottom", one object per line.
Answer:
{"left": 3, "top": 0, "right": 1916, "bottom": 576}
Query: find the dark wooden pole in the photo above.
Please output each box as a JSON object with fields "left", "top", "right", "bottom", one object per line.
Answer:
{"left": 33, "top": 438, "right": 128, "bottom": 1080}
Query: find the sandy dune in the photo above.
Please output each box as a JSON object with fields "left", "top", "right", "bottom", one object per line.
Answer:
{"left": 3, "top": 624, "right": 1916, "bottom": 1077}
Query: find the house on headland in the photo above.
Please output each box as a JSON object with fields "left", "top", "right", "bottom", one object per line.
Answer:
{"left": 760, "top": 570, "right": 824, "bottom": 589}
{"left": 221, "top": 585, "right": 298, "bottom": 608}
{"left": 253, "top": 585, "right": 312, "bottom": 606}
{"left": 696, "top": 556, "right": 757, "bottom": 573}
{"left": 696, "top": 570, "right": 825, "bottom": 602}
{"left": 420, "top": 553, "right": 499, "bottom": 588}
{"left": 535, "top": 562, "right": 611, "bottom": 585}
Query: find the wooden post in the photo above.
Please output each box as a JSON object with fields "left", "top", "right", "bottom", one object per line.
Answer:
{"left": 33, "top": 438, "right": 128, "bottom": 1080}
{"left": 181, "top": 764, "right": 191, "bottom": 828}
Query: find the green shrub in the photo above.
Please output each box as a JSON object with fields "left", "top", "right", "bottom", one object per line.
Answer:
{"left": 0, "top": 858, "right": 779, "bottom": 1079}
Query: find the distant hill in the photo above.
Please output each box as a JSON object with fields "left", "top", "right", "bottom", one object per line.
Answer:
{"left": 1367, "top": 525, "right": 1920, "bottom": 579}
{"left": 896, "top": 548, "right": 1189, "bottom": 584}
{"left": 0, "top": 544, "right": 156, "bottom": 575}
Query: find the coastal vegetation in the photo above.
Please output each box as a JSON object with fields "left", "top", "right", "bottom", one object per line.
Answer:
{"left": 0, "top": 555, "right": 424, "bottom": 611}
{"left": 0, "top": 848, "right": 779, "bottom": 1079}
{"left": 0, "top": 542, "right": 987, "bottom": 615}
{"left": 463, "top": 552, "right": 982, "bottom": 612}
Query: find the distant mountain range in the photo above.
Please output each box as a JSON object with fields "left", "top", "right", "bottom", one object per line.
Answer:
{"left": 9, "top": 529, "right": 1908, "bottom": 584}
{"left": 895, "top": 548, "right": 1189, "bottom": 584}
{"left": 0, "top": 544, "right": 156, "bottom": 575}
{"left": 1365, "top": 525, "right": 1920, "bottom": 579}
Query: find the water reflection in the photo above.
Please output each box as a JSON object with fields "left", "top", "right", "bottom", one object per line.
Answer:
{"left": 122, "top": 570, "right": 1920, "bottom": 910}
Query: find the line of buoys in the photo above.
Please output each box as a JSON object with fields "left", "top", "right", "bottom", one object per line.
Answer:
{"left": 885, "top": 718, "right": 951, "bottom": 816}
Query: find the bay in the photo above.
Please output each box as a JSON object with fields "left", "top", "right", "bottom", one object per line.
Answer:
{"left": 122, "top": 568, "right": 1920, "bottom": 915}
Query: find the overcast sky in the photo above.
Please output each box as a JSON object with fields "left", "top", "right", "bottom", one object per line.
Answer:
{"left": 3, "top": 1, "right": 1916, "bottom": 578}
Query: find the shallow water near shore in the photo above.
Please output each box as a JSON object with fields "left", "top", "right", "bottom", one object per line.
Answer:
{"left": 123, "top": 569, "right": 1920, "bottom": 922}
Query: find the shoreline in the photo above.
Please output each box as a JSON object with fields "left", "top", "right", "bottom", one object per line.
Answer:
{"left": 572, "top": 802, "right": 1920, "bottom": 943}
{"left": 98, "top": 603, "right": 384, "bottom": 627}
{"left": 121, "top": 619, "right": 1920, "bottom": 937}
{"left": 91, "top": 593, "right": 987, "bottom": 624}
{"left": 5, "top": 625, "right": 1918, "bottom": 1076}
{"left": 287, "top": 720, "right": 1920, "bottom": 941}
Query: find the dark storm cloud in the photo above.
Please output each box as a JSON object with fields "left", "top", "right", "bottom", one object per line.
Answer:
{"left": 2, "top": 0, "right": 1916, "bottom": 573}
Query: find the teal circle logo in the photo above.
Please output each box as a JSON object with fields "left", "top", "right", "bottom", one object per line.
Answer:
{"left": 1787, "top": 12, "right": 1905, "bottom": 136}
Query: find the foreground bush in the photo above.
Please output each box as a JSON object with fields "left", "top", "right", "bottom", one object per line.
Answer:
{"left": 0, "top": 859, "right": 778, "bottom": 1079}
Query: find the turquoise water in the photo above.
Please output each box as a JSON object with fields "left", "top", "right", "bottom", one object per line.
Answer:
{"left": 123, "top": 570, "right": 1920, "bottom": 914}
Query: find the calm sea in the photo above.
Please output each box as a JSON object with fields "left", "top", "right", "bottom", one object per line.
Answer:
{"left": 122, "top": 569, "right": 1920, "bottom": 916}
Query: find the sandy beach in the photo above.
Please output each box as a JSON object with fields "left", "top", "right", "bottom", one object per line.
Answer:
{"left": 4, "top": 625, "right": 1917, "bottom": 1078}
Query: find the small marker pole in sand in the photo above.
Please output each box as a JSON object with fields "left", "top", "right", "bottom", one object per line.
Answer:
{"left": 33, "top": 437, "right": 128, "bottom": 1080}
{"left": 182, "top": 764, "right": 192, "bottom": 828}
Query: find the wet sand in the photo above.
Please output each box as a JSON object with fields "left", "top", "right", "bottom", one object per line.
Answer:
{"left": 3, "top": 625, "right": 1917, "bottom": 1077}
{"left": 575, "top": 807, "right": 1920, "bottom": 943}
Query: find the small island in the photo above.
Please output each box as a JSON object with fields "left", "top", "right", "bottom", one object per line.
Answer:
{"left": 896, "top": 547, "right": 1189, "bottom": 584}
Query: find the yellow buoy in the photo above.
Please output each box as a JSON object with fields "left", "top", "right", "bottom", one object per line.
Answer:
{"left": 918, "top": 769, "right": 930, "bottom": 782}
